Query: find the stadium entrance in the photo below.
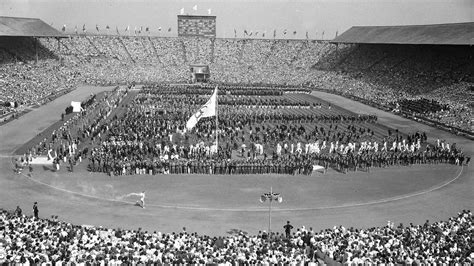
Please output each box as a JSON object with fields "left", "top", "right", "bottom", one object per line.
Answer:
{"left": 190, "top": 64, "right": 210, "bottom": 83}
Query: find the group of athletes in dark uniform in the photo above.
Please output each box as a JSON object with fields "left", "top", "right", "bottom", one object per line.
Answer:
{"left": 81, "top": 85, "right": 469, "bottom": 176}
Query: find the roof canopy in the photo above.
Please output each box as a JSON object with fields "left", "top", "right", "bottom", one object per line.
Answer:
{"left": 332, "top": 22, "right": 474, "bottom": 45}
{"left": 0, "top": 16, "right": 64, "bottom": 37}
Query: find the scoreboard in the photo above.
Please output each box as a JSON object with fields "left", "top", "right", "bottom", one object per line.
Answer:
{"left": 177, "top": 15, "right": 216, "bottom": 38}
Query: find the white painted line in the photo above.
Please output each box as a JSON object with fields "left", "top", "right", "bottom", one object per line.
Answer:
{"left": 9, "top": 155, "right": 464, "bottom": 212}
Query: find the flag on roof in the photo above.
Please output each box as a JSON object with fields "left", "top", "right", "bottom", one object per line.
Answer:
{"left": 207, "top": 8, "right": 212, "bottom": 15}
{"left": 193, "top": 5, "right": 198, "bottom": 11}
{"left": 180, "top": 8, "right": 184, "bottom": 15}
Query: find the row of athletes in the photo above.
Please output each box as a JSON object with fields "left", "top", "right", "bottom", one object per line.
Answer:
{"left": 88, "top": 146, "right": 468, "bottom": 176}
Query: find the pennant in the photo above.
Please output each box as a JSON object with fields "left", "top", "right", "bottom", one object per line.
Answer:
{"left": 186, "top": 86, "right": 218, "bottom": 131}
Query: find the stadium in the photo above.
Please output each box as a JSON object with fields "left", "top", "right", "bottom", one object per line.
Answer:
{"left": 0, "top": 2, "right": 473, "bottom": 264}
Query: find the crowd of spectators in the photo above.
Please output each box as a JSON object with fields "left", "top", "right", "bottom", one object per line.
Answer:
{"left": 0, "top": 207, "right": 472, "bottom": 264}
{"left": 1, "top": 35, "right": 472, "bottom": 133}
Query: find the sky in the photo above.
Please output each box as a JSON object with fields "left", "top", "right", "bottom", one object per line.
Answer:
{"left": 1, "top": 0, "right": 472, "bottom": 39}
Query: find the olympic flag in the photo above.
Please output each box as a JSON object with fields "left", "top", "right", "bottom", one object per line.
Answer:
{"left": 186, "top": 86, "right": 218, "bottom": 131}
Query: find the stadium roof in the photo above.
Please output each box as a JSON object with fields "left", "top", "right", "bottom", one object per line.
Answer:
{"left": 332, "top": 22, "right": 474, "bottom": 45}
{"left": 0, "top": 16, "right": 64, "bottom": 37}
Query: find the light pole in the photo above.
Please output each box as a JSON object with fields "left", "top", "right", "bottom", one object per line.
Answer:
{"left": 260, "top": 187, "right": 282, "bottom": 239}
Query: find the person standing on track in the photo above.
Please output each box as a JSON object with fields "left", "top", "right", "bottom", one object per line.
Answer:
{"left": 284, "top": 221, "right": 294, "bottom": 239}
{"left": 33, "top": 202, "right": 39, "bottom": 218}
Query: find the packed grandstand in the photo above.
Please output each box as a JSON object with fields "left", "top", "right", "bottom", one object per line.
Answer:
{"left": 1, "top": 29, "right": 473, "bottom": 134}
{"left": 1, "top": 16, "right": 473, "bottom": 264}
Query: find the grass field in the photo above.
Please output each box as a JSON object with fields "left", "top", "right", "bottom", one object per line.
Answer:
{"left": 0, "top": 85, "right": 472, "bottom": 236}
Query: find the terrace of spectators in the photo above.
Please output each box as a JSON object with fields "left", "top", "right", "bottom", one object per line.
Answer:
{"left": 0, "top": 17, "right": 472, "bottom": 134}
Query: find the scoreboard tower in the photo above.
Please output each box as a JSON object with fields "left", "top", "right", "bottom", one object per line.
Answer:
{"left": 177, "top": 15, "right": 216, "bottom": 38}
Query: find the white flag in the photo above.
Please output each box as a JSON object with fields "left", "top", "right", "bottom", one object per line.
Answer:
{"left": 186, "top": 86, "right": 217, "bottom": 130}
{"left": 180, "top": 8, "right": 185, "bottom": 15}
{"left": 193, "top": 5, "right": 198, "bottom": 11}
{"left": 207, "top": 8, "right": 212, "bottom": 15}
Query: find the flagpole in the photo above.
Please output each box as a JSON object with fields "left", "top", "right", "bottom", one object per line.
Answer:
{"left": 215, "top": 86, "right": 218, "bottom": 155}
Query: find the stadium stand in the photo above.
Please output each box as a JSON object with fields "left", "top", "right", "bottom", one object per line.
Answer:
{"left": 1, "top": 18, "right": 472, "bottom": 134}
{"left": 0, "top": 208, "right": 472, "bottom": 264}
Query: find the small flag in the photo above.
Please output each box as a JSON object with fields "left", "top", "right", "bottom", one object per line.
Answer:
{"left": 293, "top": 30, "right": 297, "bottom": 35}
{"left": 234, "top": 29, "right": 237, "bottom": 38}
{"left": 263, "top": 31, "right": 266, "bottom": 37}
{"left": 283, "top": 29, "right": 287, "bottom": 35}
{"left": 335, "top": 30, "right": 338, "bottom": 37}
{"left": 146, "top": 27, "right": 149, "bottom": 32}
{"left": 244, "top": 29, "right": 248, "bottom": 36}
{"left": 96, "top": 24, "right": 99, "bottom": 32}
{"left": 322, "top": 31, "right": 325, "bottom": 39}
{"left": 180, "top": 8, "right": 184, "bottom": 15}
{"left": 82, "top": 24, "right": 86, "bottom": 33}
{"left": 116, "top": 26, "right": 119, "bottom": 35}
{"left": 74, "top": 25, "right": 78, "bottom": 34}
{"left": 193, "top": 5, "right": 197, "bottom": 11}
{"left": 207, "top": 8, "right": 211, "bottom": 15}
{"left": 125, "top": 25, "right": 129, "bottom": 32}
{"left": 273, "top": 29, "right": 276, "bottom": 38}
{"left": 62, "top": 25, "right": 66, "bottom": 32}
{"left": 106, "top": 25, "right": 110, "bottom": 30}
{"left": 168, "top": 27, "right": 172, "bottom": 32}
{"left": 306, "top": 31, "right": 309, "bottom": 39}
